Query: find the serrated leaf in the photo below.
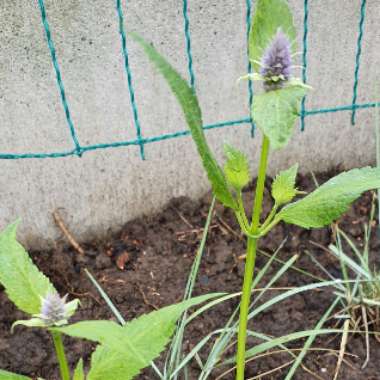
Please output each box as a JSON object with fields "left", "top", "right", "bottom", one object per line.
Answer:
{"left": 73, "top": 359, "right": 85, "bottom": 380}
{"left": 249, "top": 0, "right": 297, "bottom": 72}
{"left": 57, "top": 294, "right": 221, "bottom": 380}
{"left": 224, "top": 145, "right": 250, "bottom": 191}
{"left": 272, "top": 164, "right": 298, "bottom": 205}
{"left": 0, "top": 369, "right": 31, "bottom": 380}
{"left": 0, "top": 222, "right": 56, "bottom": 315}
{"left": 252, "top": 84, "right": 308, "bottom": 149}
{"left": 278, "top": 167, "right": 380, "bottom": 228}
{"left": 130, "top": 33, "right": 236, "bottom": 210}
{"left": 87, "top": 346, "right": 125, "bottom": 380}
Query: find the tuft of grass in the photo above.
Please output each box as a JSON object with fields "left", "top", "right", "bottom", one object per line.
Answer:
{"left": 375, "top": 98, "right": 380, "bottom": 234}
{"left": 304, "top": 192, "right": 380, "bottom": 377}
{"left": 328, "top": 200, "right": 380, "bottom": 369}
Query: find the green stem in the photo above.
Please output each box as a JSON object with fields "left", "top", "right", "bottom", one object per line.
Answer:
{"left": 258, "top": 216, "right": 281, "bottom": 238}
{"left": 51, "top": 331, "right": 70, "bottom": 380}
{"left": 237, "top": 192, "right": 250, "bottom": 230}
{"left": 259, "top": 203, "right": 278, "bottom": 232}
{"left": 236, "top": 136, "right": 270, "bottom": 380}
{"left": 250, "top": 136, "right": 270, "bottom": 231}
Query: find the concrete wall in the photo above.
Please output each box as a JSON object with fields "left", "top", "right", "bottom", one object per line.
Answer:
{"left": 0, "top": 0, "right": 379, "bottom": 248}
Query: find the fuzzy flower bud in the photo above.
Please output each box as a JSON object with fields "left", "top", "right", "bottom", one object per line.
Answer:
{"left": 12, "top": 293, "right": 79, "bottom": 331}
{"left": 260, "top": 28, "right": 292, "bottom": 91}
{"left": 40, "top": 293, "right": 68, "bottom": 325}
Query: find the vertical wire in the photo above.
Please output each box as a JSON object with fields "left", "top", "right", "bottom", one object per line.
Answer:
{"left": 351, "top": 0, "right": 367, "bottom": 125}
{"left": 300, "top": 0, "right": 309, "bottom": 132}
{"left": 116, "top": 0, "right": 145, "bottom": 159}
{"left": 37, "top": 0, "right": 82, "bottom": 156}
{"left": 246, "top": 0, "right": 256, "bottom": 137}
{"left": 183, "top": 0, "right": 196, "bottom": 90}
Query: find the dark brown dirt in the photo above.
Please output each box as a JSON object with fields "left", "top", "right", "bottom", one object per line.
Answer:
{"left": 1, "top": 171, "right": 380, "bottom": 380}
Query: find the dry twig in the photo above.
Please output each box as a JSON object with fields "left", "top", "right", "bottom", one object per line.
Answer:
{"left": 172, "top": 206, "right": 194, "bottom": 229}
{"left": 334, "top": 318, "right": 350, "bottom": 380}
{"left": 137, "top": 284, "right": 159, "bottom": 310}
{"left": 53, "top": 209, "right": 85, "bottom": 256}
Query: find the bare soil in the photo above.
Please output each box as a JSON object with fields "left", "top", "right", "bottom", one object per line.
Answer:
{"left": 1, "top": 171, "right": 380, "bottom": 380}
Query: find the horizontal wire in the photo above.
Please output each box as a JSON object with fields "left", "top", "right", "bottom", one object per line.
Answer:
{"left": 2, "top": 101, "right": 379, "bottom": 160}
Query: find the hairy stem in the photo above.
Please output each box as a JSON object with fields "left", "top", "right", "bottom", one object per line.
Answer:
{"left": 259, "top": 203, "right": 278, "bottom": 232}
{"left": 51, "top": 331, "right": 70, "bottom": 380}
{"left": 236, "top": 136, "right": 270, "bottom": 380}
{"left": 237, "top": 192, "right": 250, "bottom": 229}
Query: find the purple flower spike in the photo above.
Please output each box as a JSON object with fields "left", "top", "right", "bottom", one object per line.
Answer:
{"left": 40, "top": 293, "right": 67, "bottom": 325}
{"left": 260, "top": 28, "right": 292, "bottom": 91}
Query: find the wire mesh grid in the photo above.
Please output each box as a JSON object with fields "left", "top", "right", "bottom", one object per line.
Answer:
{"left": 0, "top": 0, "right": 373, "bottom": 160}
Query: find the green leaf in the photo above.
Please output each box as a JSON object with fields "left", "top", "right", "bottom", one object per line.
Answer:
{"left": 64, "top": 298, "right": 80, "bottom": 319}
{"left": 249, "top": 0, "right": 297, "bottom": 72}
{"left": 12, "top": 318, "right": 49, "bottom": 332}
{"left": 271, "top": 164, "right": 298, "bottom": 205}
{"left": 57, "top": 294, "right": 221, "bottom": 380}
{"left": 223, "top": 145, "right": 250, "bottom": 191}
{"left": 252, "top": 83, "right": 308, "bottom": 149}
{"left": 0, "top": 222, "right": 56, "bottom": 315}
{"left": 0, "top": 369, "right": 31, "bottom": 380}
{"left": 73, "top": 359, "right": 85, "bottom": 380}
{"left": 52, "top": 321, "right": 122, "bottom": 344}
{"left": 278, "top": 167, "right": 380, "bottom": 228}
{"left": 87, "top": 346, "right": 126, "bottom": 380}
{"left": 130, "top": 33, "right": 236, "bottom": 210}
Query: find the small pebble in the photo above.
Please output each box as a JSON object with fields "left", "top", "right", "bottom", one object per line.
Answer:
{"left": 200, "top": 275, "right": 209, "bottom": 286}
{"left": 95, "top": 254, "right": 112, "bottom": 269}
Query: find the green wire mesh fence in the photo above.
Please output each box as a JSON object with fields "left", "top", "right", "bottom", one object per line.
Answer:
{"left": 0, "top": 0, "right": 374, "bottom": 160}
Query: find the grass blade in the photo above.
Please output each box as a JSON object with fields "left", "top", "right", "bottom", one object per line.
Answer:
{"left": 85, "top": 269, "right": 164, "bottom": 379}
{"left": 223, "top": 329, "right": 342, "bottom": 364}
{"left": 284, "top": 297, "right": 340, "bottom": 379}
{"left": 166, "top": 198, "right": 216, "bottom": 378}
{"left": 85, "top": 269, "right": 126, "bottom": 325}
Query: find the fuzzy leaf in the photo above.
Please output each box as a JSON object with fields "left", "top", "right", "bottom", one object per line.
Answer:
{"left": 272, "top": 164, "right": 298, "bottom": 205}
{"left": 131, "top": 33, "right": 236, "bottom": 210}
{"left": 0, "top": 369, "right": 31, "bottom": 380}
{"left": 73, "top": 359, "right": 85, "bottom": 380}
{"left": 224, "top": 145, "right": 250, "bottom": 191}
{"left": 87, "top": 345, "right": 135, "bottom": 380}
{"left": 278, "top": 167, "right": 380, "bottom": 228}
{"left": 52, "top": 321, "right": 122, "bottom": 344}
{"left": 252, "top": 84, "right": 308, "bottom": 149}
{"left": 65, "top": 298, "right": 80, "bottom": 319}
{"left": 12, "top": 318, "right": 49, "bottom": 332}
{"left": 55, "top": 322, "right": 139, "bottom": 380}
{"left": 57, "top": 294, "right": 221, "bottom": 380}
{"left": 0, "top": 222, "right": 56, "bottom": 315}
{"left": 249, "top": 0, "right": 297, "bottom": 72}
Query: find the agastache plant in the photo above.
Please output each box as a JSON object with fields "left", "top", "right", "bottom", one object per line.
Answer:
{"left": 0, "top": 221, "right": 219, "bottom": 379}
{"left": 132, "top": 0, "right": 380, "bottom": 378}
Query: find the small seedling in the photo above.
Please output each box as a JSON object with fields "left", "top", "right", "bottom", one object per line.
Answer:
{"left": 0, "top": 222, "right": 220, "bottom": 380}
{"left": 133, "top": 0, "right": 380, "bottom": 377}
